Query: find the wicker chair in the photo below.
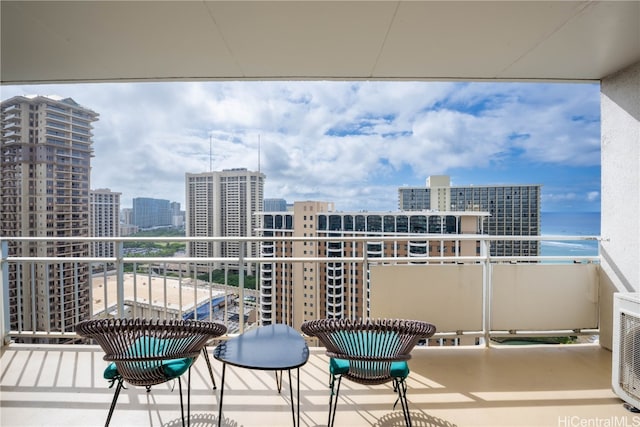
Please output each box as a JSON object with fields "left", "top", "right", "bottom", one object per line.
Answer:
{"left": 75, "top": 318, "right": 227, "bottom": 427}
{"left": 301, "top": 318, "right": 436, "bottom": 427}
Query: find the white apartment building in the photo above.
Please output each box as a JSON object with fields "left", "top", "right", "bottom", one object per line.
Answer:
{"left": 257, "top": 201, "right": 487, "bottom": 329}
{"left": 399, "top": 175, "right": 541, "bottom": 257}
{"left": 89, "top": 188, "right": 121, "bottom": 259}
{"left": 0, "top": 95, "right": 98, "bottom": 338}
{"left": 185, "top": 168, "right": 265, "bottom": 272}
{"left": 120, "top": 207, "right": 133, "bottom": 225}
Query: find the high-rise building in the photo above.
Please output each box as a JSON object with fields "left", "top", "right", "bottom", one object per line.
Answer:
{"left": 1, "top": 95, "right": 98, "bottom": 338}
{"left": 264, "top": 198, "right": 288, "bottom": 212}
{"left": 398, "top": 175, "right": 541, "bottom": 257}
{"left": 185, "top": 168, "right": 265, "bottom": 271}
{"left": 132, "top": 197, "right": 172, "bottom": 229}
{"left": 90, "top": 188, "right": 121, "bottom": 258}
{"left": 257, "top": 201, "right": 487, "bottom": 328}
{"left": 119, "top": 207, "right": 138, "bottom": 236}
{"left": 170, "top": 201, "right": 184, "bottom": 228}
{"left": 121, "top": 207, "right": 133, "bottom": 225}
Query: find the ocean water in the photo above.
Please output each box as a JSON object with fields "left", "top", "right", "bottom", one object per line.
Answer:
{"left": 540, "top": 212, "right": 601, "bottom": 257}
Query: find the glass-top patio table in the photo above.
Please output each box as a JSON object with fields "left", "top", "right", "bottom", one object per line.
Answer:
{"left": 213, "top": 323, "right": 309, "bottom": 427}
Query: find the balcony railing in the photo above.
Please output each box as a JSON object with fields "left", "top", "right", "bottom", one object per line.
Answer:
{"left": 1, "top": 234, "right": 601, "bottom": 346}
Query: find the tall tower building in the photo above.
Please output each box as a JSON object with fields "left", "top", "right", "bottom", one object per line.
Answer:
{"left": 185, "top": 168, "right": 265, "bottom": 271}
{"left": 170, "top": 201, "right": 184, "bottom": 228}
{"left": 90, "top": 188, "right": 121, "bottom": 259}
{"left": 399, "top": 175, "right": 541, "bottom": 257}
{"left": 257, "top": 201, "right": 486, "bottom": 329}
{"left": 119, "top": 207, "right": 138, "bottom": 236}
{"left": 121, "top": 207, "right": 133, "bottom": 225}
{"left": 427, "top": 175, "right": 451, "bottom": 212}
{"left": 264, "top": 198, "right": 288, "bottom": 212}
{"left": 1, "top": 95, "right": 98, "bottom": 338}
{"left": 132, "top": 197, "right": 172, "bottom": 229}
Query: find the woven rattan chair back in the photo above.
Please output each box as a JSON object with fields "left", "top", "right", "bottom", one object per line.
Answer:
{"left": 301, "top": 318, "right": 436, "bottom": 427}
{"left": 76, "top": 318, "right": 227, "bottom": 426}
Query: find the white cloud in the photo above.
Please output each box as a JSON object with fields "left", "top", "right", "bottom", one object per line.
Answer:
{"left": 1, "top": 81, "right": 601, "bottom": 211}
{"left": 587, "top": 191, "right": 600, "bottom": 202}
{"left": 544, "top": 193, "right": 579, "bottom": 201}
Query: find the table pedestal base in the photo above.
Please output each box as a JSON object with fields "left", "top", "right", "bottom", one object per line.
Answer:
{"left": 217, "top": 364, "right": 301, "bottom": 427}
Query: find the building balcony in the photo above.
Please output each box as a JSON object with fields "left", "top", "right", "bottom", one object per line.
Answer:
{"left": 0, "top": 234, "right": 632, "bottom": 426}
{"left": 2, "top": 130, "right": 21, "bottom": 139}
{"left": 0, "top": 341, "right": 629, "bottom": 427}
{"left": 1, "top": 4, "right": 639, "bottom": 422}
{"left": 2, "top": 118, "right": 20, "bottom": 129}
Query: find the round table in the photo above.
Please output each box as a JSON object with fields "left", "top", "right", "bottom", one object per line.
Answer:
{"left": 213, "top": 324, "right": 309, "bottom": 427}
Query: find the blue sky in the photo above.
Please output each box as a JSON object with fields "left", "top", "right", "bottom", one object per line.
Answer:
{"left": 0, "top": 81, "right": 601, "bottom": 212}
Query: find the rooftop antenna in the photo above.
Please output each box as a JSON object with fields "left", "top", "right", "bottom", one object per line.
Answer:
{"left": 209, "top": 134, "right": 213, "bottom": 172}
{"left": 258, "top": 134, "right": 261, "bottom": 173}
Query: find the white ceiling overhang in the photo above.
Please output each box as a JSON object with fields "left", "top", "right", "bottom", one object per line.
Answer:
{"left": 1, "top": 1, "right": 639, "bottom": 84}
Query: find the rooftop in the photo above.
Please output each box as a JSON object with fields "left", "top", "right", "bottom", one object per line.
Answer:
{"left": 92, "top": 273, "right": 224, "bottom": 315}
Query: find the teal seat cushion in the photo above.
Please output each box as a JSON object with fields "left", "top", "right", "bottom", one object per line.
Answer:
{"left": 103, "top": 335, "right": 195, "bottom": 381}
{"left": 329, "top": 357, "right": 409, "bottom": 379}
{"left": 329, "top": 357, "right": 350, "bottom": 375}
{"left": 104, "top": 362, "right": 119, "bottom": 380}
{"left": 104, "top": 358, "right": 193, "bottom": 381}
{"left": 390, "top": 361, "right": 409, "bottom": 378}
{"left": 161, "top": 357, "right": 194, "bottom": 378}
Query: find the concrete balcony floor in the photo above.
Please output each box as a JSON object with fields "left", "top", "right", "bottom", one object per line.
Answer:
{"left": 0, "top": 343, "right": 634, "bottom": 427}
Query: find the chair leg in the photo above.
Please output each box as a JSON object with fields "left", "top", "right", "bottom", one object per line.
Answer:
{"left": 202, "top": 346, "right": 217, "bottom": 390}
{"left": 105, "top": 377, "right": 124, "bottom": 427}
{"left": 328, "top": 375, "right": 342, "bottom": 427}
{"left": 217, "top": 363, "right": 226, "bottom": 427}
{"left": 178, "top": 376, "right": 185, "bottom": 427}
{"left": 394, "top": 378, "right": 412, "bottom": 427}
{"left": 187, "top": 368, "right": 192, "bottom": 427}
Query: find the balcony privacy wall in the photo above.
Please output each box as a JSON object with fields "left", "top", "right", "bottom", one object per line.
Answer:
{"left": 370, "top": 264, "right": 599, "bottom": 336}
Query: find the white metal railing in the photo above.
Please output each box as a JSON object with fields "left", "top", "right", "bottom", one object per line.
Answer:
{"left": 0, "top": 234, "right": 601, "bottom": 345}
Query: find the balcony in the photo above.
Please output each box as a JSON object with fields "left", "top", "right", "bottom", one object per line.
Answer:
{"left": 0, "top": 234, "right": 632, "bottom": 426}
{"left": 2, "top": 130, "right": 21, "bottom": 139}
{"left": 1, "top": 3, "right": 638, "bottom": 423}
{"left": 3, "top": 118, "right": 20, "bottom": 129}
{"left": 0, "top": 341, "right": 631, "bottom": 426}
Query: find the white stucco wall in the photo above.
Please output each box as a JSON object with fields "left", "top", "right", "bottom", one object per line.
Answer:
{"left": 601, "top": 61, "right": 640, "bottom": 293}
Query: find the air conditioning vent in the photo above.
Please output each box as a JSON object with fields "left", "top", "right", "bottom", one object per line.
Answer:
{"left": 613, "top": 293, "right": 640, "bottom": 410}
{"left": 619, "top": 313, "right": 640, "bottom": 400}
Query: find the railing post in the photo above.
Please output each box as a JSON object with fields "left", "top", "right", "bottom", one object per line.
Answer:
{"left": 116, "top": 240, "right": 125, "bottom": 317}
{"left": 1, "top": 240, "right": 10, "bottom": 346}
{"left": 224, "top": 265, "right": 229, "bottom": 326}
{"left": 363, "top": 250, "right": 369, "bottom": 319}
{"left": 481, "top": 239, "right": 492, "bottom": 347}
{"left": 239, "top": 242, "right": 245, "bottom": 333}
